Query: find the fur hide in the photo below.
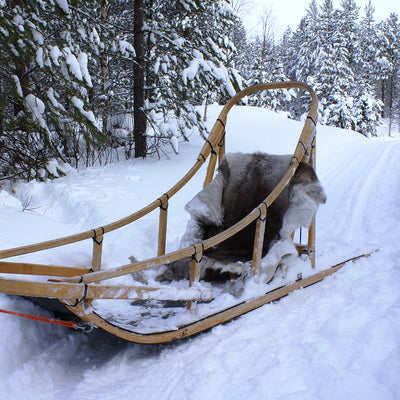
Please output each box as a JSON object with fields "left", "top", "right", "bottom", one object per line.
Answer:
{"left": 154, "top": 152, "right": 326, "bottom": 283}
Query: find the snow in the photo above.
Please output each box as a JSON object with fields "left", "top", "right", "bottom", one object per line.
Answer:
{"left": 36, "top": 47, "right": 44, "bottom": 67}
{"left": 50, "top": 45, "right": 62, "bottom": 66}
{"left": 11, "top": 75, "right": 23, "bottom": 97}
{"left": 118, "top": 40, "right": 135, "bottom": 57}
{"left": 64, "top": 48, "right": 83, "bottom": 81}
{"left": 47, "top": 87, "right": 64, "bottom": 110}
{"left": 77, "top": 52, "right": 92, "bottom": 87}
{"left": 55, "top": 0, "right": 70, "bottom": 15}
{"left": 1, "top": 105, "right": 399, "bottom": 399}
{"left": 71, "top": 96, "right": 96, "bottom": 125}
{"left": 24, "top": 93, "right": 46, "bottom": 129}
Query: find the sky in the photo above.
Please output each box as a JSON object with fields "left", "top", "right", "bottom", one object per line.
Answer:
{"left": 240, "top": 0, "right": 400, "bottom": 37}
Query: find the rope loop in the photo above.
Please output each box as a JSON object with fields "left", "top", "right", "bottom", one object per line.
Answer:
{"left": 92, "top": 227, "right": 104, "bottom": 246}
{"left": 298, "top": 141, "right": 309, "bottom": 156}
{"left": 74, "top": 322, "right": 94, "bottom": 333}
{"left": 217, "top": 118, "right": 226, "bottom": 129}
{"left": 290, "top": 156, "right": 300, "bottom": 166}
{"left": 307, "top": 115, "right": 317, "bottom": 126}
{"left": 206, "top": 139, "right": 217, "bottom": 155}
{"left": 192, "top": 243, "right": 205, "bottom": 264}
{"left": 70, "top": 283, "right": 88, "bottom": 307}
{"left": 158, "top": 193, "right": 169, "bottom": 211}
{"left": 258, "top": 201, "right": 268, "bottom": 222}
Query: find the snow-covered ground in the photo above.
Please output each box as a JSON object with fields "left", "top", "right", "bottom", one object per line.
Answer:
{"left": 0, "top": 105, "right": 399, "bottom": 399}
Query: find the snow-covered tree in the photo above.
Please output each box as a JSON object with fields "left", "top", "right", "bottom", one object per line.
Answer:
{"left": 280, "top": 0, "right": 382, "bottom": 135}
{"left": 77, "top": 0, "right": 243, "bottom": 158}
{"left": 376, "top": 13, "right": 400, "bottom": 134}
{"left": 0, "top": 0, "right": 104, "bottom": 180}
{"left": 243, "top": 7, "right": 295, "bottom": 112}
{"left": 137, "top": 0, "right": 242, "bottom": 155}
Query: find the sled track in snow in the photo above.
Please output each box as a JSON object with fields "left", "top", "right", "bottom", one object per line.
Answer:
{"left": 319, "top": 138, "right": 400, "bottom": 250}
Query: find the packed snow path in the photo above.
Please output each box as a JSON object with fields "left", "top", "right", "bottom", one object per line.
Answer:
{"left": 0, "top": 106, "right": 399, "bottom": 399}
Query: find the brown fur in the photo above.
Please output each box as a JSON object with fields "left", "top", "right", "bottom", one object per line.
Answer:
{"left": 157, "top": 152, "right": 325, "bottom": 282}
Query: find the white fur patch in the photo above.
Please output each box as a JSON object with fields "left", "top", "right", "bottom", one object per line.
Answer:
{"left": 280, "top": 182, "right": 326, "bottom": 240}
{"left": 261, "top": 239, "right": 298, "bottom": 283}
{"left": 184, "top": 172, "right": 224, "bottom": 225}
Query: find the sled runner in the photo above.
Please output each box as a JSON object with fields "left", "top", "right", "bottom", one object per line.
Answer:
{"left": 0, "top": 82, "right": 371, "bottom": 343}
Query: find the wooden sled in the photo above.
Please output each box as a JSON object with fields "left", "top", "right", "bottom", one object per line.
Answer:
{"left": 0, "top": 82, "right": 368, "bottom": 344}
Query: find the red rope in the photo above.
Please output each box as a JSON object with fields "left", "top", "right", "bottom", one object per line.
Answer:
{"left": 0, "top": 308, "right": 79, "bottom": 329}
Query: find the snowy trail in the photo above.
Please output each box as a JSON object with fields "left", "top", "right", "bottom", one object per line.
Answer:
{"left": 0, "top": 107, "right": 399, "bottom": 400}
{"left": 317, "top": 137, "right": 400, "bottom": 262}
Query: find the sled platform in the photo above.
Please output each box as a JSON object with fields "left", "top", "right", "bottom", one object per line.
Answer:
{"left": 0, "top": 82, "right": 358, "bottom": 344}
{"left": 73, "top": 253, "right": 373, "bottom": 343}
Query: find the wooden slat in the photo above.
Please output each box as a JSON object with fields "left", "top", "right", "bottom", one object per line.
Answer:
{"left": 204, "top": 151, "right": 218, "bottom": 187}
{"left": 0, "top": 261, "right": 91, "bottom": 277}
{"left": 187, "top": 243, "right": 204, "bottom": 310}
{"left": 157, "top": 195, "right": 168, "bottom": 257}
{"left": 308, "top": 141, "right": 317, "bottom": 268}
{"left": 217, "top": 134, "right": 226, "bottom": 166}
{"left": 251, "top": 203, "right": 267, "bottom": 280}
{"left": 0, "top": 277, "right": 212, "bottom": 301}
{"left": 91, "top": 227, "right": 104, "bottom": 271}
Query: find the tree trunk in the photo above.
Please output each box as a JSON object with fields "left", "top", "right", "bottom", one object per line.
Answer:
{"left": 100, "top": 0, "right": 109, "bottom": 140}
{"left": 133, "top": 0, "right": 147, "bottom": 158}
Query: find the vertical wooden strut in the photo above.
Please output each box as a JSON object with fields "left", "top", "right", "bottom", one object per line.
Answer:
{"left": 203, "top": 118, "right": 226, "bottom": 187}
{"left": 204, "top": 143, "right": 218, "bottom": 188}
{"left": 217, "top": 121, "right": 226, "bottom": 166}
{"left": 308, "top": 136, "right": 317, "bottom": 268}
{"left": 251, "top": 202, "right": 267, "bottom": 281}
{"left": 91, "top": 227, "right": 104, "bottom": 271}
{"left": 187, "top": 243, "right": 204, "bottom": 310}
{"left": 157, "top": 194, "right": 169, "bottom": 257}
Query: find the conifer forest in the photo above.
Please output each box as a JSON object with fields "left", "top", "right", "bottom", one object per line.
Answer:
{"left": 0, "top": 0, "right": 398, "bottom": 181}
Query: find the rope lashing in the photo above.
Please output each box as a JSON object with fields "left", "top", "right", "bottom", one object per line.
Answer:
{"left": 217, "top": 119, "right": 226, "bottom": 150}
{"left": 192, "top": 243, "right": 205, "bottom": 264}
{"left": 206, "top": 139, "right": 218, "bottom": 155}
{"left": 298, "top": 141, "right": 309, "bottom": 156}
{"left": 158, "top": 193, "right": 169, "bottom": 211}
{"left": 258, "top": 201, "right": 268, "bottom": 222}
{"left": 217, "top": 118, "right": 226, "bottom": 129}
{"left": 92, "top": 227, "right": 105, "bottom": 245}
{"left": 307, "top": 115, "right": 317, "bottom": 126}
{"left": 290, "top": 156, "right": 300, "bottom": 166}
{"left": 69, "top": 281, "right": 88, "bottom": 307}
{"left": 0, "top": 308, "right": 93, "bottom": 332}
{"left": 198, "top": 153, "right": 206, "bottom": 163}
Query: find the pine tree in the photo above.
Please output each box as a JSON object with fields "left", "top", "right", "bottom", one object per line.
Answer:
{"left": 376, "top": 13, "right": 400, "bottom": 134}
{"left": 136, "top": 0, "right": 242, "bottom": 155}
{"left": 0, "top": 0, "right": 105, "bottom": 181}
{"left": 79, "top": 0, "right": 243, "bottom": 158}
{"left": 358, "top": 2, "right": 379, "bottom": 91}
{"left": 285, "top": 1, "right": 321, "bottom": 118}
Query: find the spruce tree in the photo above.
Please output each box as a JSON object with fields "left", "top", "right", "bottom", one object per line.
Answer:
{"left": 376, "top": 13, "right": 400, "bottom": 134}
{"left": 0, "top": 0, "right": 105, "bottom": 180}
